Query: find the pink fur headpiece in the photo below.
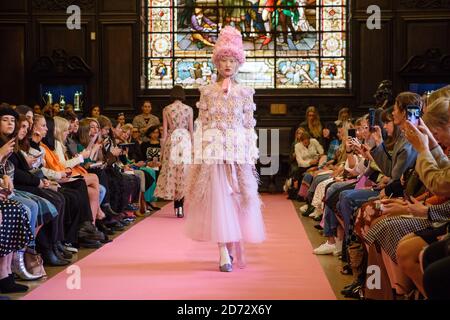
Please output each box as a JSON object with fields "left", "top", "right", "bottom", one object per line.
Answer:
{"left": 212, "top": 26, "right": 246, "bottom": 67}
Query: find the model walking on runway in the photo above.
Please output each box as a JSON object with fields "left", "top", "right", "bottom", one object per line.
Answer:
{"left": 184, "top": 26, "right": 266, "bottom": 272}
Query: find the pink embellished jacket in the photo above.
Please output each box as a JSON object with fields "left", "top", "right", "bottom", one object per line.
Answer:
{"left": 193, "top": 83, "right": 259, "bottom": 165}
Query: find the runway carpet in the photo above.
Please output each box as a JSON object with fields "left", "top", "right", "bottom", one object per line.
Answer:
{"left": 23, "top": 194, "right": 335, "bottom": 300}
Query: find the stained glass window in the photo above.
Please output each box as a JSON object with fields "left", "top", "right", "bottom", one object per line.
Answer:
{"left": 143, "top": 0, "right": 348, "bottom": 89}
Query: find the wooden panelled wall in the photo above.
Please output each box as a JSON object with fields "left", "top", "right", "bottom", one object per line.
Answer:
{"left": 1, "top": 0, "right": 450, "bottom": 125}
{"left": 0, "top": 0, "right": 139, "bottom": 114}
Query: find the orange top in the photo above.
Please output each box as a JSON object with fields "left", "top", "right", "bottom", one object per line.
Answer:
{"left": 41, "top": 143, "right": 88, "bottom": 176}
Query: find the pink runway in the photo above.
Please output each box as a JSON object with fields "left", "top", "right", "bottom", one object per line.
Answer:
{"left": 23, "top": 195, "right": 335, "bottom": 300}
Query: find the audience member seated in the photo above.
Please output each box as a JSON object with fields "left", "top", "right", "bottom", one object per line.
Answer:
{"left": 293, "top": 132, "right": 324, "bottom": 182}
{"left": 133, "top": 100, "right": 160, "bottom": 142}
{"left": 299, "top": 106, "right": 323, "bottom": 145}
{"left": 336, "top": 107, "right": 353, "bottom": 130}
{"left": 88, "top": 105, "right": 102, "bottom": 119}
{"left": 116, "top": 113, "right": 126, "bottom": 128}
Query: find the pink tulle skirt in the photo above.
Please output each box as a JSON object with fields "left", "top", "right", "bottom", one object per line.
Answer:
{"left": 185, "top": 164, "right": 266, "bottom": 244}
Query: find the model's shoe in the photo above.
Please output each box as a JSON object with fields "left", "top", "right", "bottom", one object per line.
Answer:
{"left": 176, "top": 207, "right": 184, "bottom": 218}
{"left": 219, "top": 263, "right": 233, "bottom": 272}
{"left": 12, "top": 250, "right": 44, "bottom": 281}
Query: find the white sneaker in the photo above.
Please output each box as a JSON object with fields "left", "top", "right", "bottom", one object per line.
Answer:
{"left": 309, "top": 208, "right": 321, "bottom": 218}
{"left": 300, "top": 204, "right": 309, "bottom": 213}
{"left": 313, "top": 241, "right": 336, "bottom": 255}
{"left": 333, "top": 240, "right": 343, "bottom": 256}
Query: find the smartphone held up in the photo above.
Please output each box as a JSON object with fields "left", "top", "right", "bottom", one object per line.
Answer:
{"left": 406, "top": 105, "right": 421, "bottom": 126}
{"left": 368, "top": 108, "right": 376, "bottom": 131}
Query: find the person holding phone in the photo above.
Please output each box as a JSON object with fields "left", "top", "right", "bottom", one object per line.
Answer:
{"left": 404, "top": 97, "right": 450, "bottom": 196}
{"left": 97, "top": 115, "right": 142, "bottom": 216}
{"left": 52, "top": 116, "right": 109, "bottom": 224}
{"left": 31, "top": 115, "right": 107, "bottom": 248}
{"left": 406, "top": 105, "right": 421, "bottom": 126}
{"left": 113, "top": 123, "right": 158, "bottom": 216}
{"left": 76, "top": 118, "right": 128, "bottom": 232}
{"left": 120, "top": 124, "right": 144, "bottom": 163}
{"left": 76, "top": 119, "right": 104, "bottom": 169}
{"left": 370, "top": 92, "right": 421, "bottom": 197}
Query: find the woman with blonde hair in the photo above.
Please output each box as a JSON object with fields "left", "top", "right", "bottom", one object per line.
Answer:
{"left": 424, "top": 85, "right": 450, "bottom": 113}
{"left": 336, "top": 107, "right": 352, "bottom": 130}
{"left": 289, "top": 127, "right": 305, "bottom": 178}
{"left": 300, "top": 106, "right": 323, "bottom": 144}
{"left": 53, "top": 116, "right": 107, "bottom": 223}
